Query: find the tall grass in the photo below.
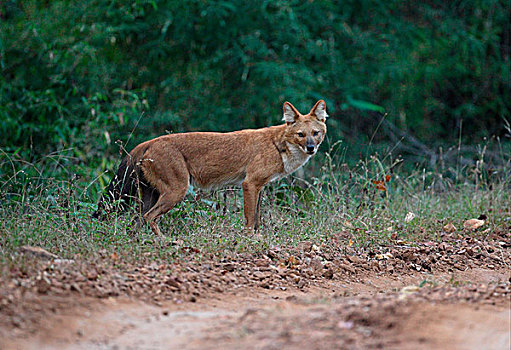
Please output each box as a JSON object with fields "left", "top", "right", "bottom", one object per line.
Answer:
{"left": 1, "top": 139, "right": 510, "bottom": 266}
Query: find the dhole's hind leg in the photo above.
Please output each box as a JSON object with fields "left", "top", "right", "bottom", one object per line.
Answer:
{"left": 143, "top": 189, "right": 188, "bottom": 235}
{"left": 130, "top": 184, "right": 159, "bottom": 231}
{"left": 141, "top": 162, "right": 189, "bottom": 235}
{"left": 140, "top": 185, "right": 159, "bottom": 216}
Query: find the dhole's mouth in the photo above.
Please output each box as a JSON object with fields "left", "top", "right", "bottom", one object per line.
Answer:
{"left": 303, "top": 146, "right": 316, "bottom": 155}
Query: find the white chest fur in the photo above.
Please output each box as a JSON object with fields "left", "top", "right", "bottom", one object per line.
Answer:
{"left": 282, "top": 143, "right": 311, "bottom": 174}
{"left": 269, "top": 144, "right": 312, "bottom": 183}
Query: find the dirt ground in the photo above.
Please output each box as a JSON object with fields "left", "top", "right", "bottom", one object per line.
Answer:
{"left": 1, "top": 231, "right": 510, "bottom": 349}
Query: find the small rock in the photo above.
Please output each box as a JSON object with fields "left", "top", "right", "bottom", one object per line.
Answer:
{"left": 405, "top": 212, "right": 416, "bottom": 223}
{"left": 337, "top": 321, "right": 354, "bottom": 329}
{"left": 398, "top": 285, "right": 420, "bottom": 300}
{"left": 339, "top": 263, "right": 356, "bottom": 274}
{"left": 323, "top": 268, "right": 334, "bottom": 279}
{"left": 443, "top": 223, "right": 457, "bottom": 233}
{"left": 286, "top": 295, "right": 298, "bottom": 302}
{"left": 375, "top": 253, "right": 392, "bottom": 260}
{"left": 439, "top": 242, "right": 449, "bottom": 251}
{"left": 70, "top": 283, "right": 82, "bottom": 293}
{"left": 287, "top": 255, "right": 299, "bottom": 267}
{"left": 463, "top": 219, "right": 485, "bottom": 230}
{"left": 254, "top": 259, "right": 270, "bottom": 267}
{"left": 165, "top": 277, "right": 181, "bottom": 289}
{"left": 35, "top": 276, "right": 51, "bottom": 294}
{"left": 20, "top": 246, "right": 59, "bottom": 260}
{"left": 222, "top": 263, "right": 236, "bottom": 272}
{"left": 253, "top": 271, "right": 272, "bottom": 280}
{"left": 260, "top": 282, "right": 270, "bottom": 289}
{"left": 267, "top": 248, "right": 281, "bottom": 259}
{"left": 310, "top": 258, "right": 324, "bottom": 273}
{"left": 11, "top": 317, "right": 23, "bottom": 328}
{"left": 297, "top": 241, "right": 313, "bottom": 252}
{"left": 86, "top": 269, "right": 98, "bottom": 280}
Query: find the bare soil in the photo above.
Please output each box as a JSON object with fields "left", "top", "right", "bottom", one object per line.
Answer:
{"left": 1, "top": 231, "right": 510, "bottom": 349}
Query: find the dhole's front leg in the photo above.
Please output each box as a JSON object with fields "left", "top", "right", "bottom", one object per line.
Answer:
{"left": 254, "top": 191, "right": 263, "bottom": 231}
{"left": 242, "top": 181, "right": 263, "bottom": 232}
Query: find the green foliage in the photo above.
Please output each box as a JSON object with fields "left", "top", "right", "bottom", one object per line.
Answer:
{"left": 1, "top": 0, "right": 509, "bottom": 165}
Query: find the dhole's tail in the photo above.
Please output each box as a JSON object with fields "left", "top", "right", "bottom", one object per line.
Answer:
{"left": 92, "top": 156, "right": 139, "bottom": 219}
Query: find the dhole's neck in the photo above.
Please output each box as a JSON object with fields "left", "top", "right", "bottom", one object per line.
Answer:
{"left": 271, "top": 124, "right": 311, "bottom": 174}
{"left": 269, "top": 124, "right": 288, "bottom": 152}
{"left": 282, "top": 142, "right": 311, "bottom": 173}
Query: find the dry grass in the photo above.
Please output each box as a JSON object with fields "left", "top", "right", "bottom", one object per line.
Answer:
{"left": 1, "top": 141, "right": 510, "bottom": 266}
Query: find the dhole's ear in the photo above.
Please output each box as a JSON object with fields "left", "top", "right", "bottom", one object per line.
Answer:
{"left": 310, "top": 100, "right": 328, "bottom": 122}
{"left": 282, "top": 102, "right": 300, "bottom": 124}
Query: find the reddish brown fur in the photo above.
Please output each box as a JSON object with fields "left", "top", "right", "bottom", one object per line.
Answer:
{"left": 97, "top": 100, "right": 328, "bottom": 235}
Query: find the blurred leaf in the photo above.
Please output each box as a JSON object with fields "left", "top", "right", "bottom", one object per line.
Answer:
{"left": 346, "top": 96, "right": 385, "bottom": 113}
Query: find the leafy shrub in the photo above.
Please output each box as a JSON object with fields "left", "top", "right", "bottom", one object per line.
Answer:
{"left": 1, "top": 0, "right": 509, "bottom": 180}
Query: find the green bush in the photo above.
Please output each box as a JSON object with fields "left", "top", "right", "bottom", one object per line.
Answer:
{"left": 1, "top": 0, "right": 509, "bottom": 169}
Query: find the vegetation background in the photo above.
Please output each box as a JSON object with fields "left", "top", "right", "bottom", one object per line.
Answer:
{"left": 1, "top": 4, "right": 511, "bottom": 347}
{"left": 0, "top": 0, "right": 510, "bottom": 266}
{"left": 1, "top": 0, "right": 510, "bottom": 202}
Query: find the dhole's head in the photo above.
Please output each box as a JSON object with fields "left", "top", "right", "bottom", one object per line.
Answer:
{"left": 282, "top": 100, "right": 328, "bottom": 155}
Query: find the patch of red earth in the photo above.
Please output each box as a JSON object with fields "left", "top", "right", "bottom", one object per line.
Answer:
{"left": 1, "top": 268, "right": 509, "bottom": 350}
{"left": 0, "top": 232, "right": 509, "bottom": 349}
{"left": 393, "top": 303, "right": 509, "bottom": 350}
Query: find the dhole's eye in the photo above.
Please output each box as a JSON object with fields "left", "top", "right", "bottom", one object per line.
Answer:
{"left": 313, "top": 131, "right": 319, "bottom": 136}
{"left": 297, "top": 132, "right": 305, "bottom": 138}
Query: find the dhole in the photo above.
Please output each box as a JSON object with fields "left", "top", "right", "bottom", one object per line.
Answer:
{"left": 93, "top": 100, "right": 328, "bottom": 235}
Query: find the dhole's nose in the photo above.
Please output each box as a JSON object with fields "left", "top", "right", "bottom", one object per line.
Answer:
{"left": 306, "top": 137, "right": 315, "bottom": 154}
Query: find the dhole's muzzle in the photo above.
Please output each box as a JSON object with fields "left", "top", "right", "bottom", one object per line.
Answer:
{"left": 305, "top": 137, "right": 316, "bottom": 154}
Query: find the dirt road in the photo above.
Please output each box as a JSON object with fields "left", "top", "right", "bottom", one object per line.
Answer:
{"left": 2, "top": 268, "right": 509, "bottom": 350}
{"left": 1, "top": 233, "right": 510, "bottom": 349}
